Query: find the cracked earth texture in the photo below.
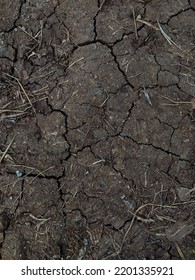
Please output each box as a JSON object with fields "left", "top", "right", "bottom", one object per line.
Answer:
{"left": 0, "top": 0, "right": 195, "bottom": 260}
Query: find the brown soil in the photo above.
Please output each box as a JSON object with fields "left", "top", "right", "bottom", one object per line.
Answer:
{"left": 0, "top": 0, "right": 195, "bottom": 260}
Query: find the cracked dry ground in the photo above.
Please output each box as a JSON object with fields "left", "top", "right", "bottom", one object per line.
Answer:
{"left": 0, "top": 0, "right": 195, "bottom": 260}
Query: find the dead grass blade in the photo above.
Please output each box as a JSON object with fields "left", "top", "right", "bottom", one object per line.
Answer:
{"left": 0, "top": 135, "right": 15, "bottom": 163}
{"left": 157, "top": 21, "right": 182, "bottom": 50}
{"left": 131, "top": 6, "right": 138, "bottom": 39}
{"left": 99, "top": 0, "right": 107, "bottom": 11}
{"left": 136, "top": 18, "right": 159, "bottom": 31}
{"left": 161, "top": 96, "right": 192, "bottom": 106}
{"left": 175, "top": 242, "right": 185, "bottom": 260}
{"left": 3, "top": 73, "right": 36, "bottom": 113}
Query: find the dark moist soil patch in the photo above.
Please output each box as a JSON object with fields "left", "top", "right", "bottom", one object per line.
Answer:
{"left": 0, "top": 0, "right": 195, "bottom": 260}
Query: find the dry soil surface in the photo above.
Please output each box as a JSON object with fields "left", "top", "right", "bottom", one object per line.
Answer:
{"left": 0, "top": 0, "right": 195, "bottom": 259}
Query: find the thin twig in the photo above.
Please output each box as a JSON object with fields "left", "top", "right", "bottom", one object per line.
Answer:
{"left": 18, "top": 26, "right": 39, "bottom": 42}
{"left": 99, "top": 0, "right": 107, "bottom": 11}
{"left": 38, "top": 20, "right": 43, "bottom": 51}
{"left": 0, "top": 109, "right": 24, "bottom": 114}
{"left": 131, "top": 6, "right": 138, "bottom": 39}
{"left": 2, "top": 101, "right": 12, "bottom": 109}
{"left": 68, "top": 57, "right": 84, "bottom": 69}
{"left": 29, "top": 213, "right": 50, "bottom": 222}
{"left": 157, "top": 21, "right": 182, "bottom": 50}
{"left": 3, "top": 73, "right": 36, "bottom": 113}
{"left": 0, "top": 135, "right": 15, "bottom": 163}
{"left": 161, "top": 96, "right": 191, "bottom": 105}
{"left": 175, "top": 242, "right": 185, "bottom": 260}
{"left": 91, "top": 159, "right": 105, "bottom": 166}
{"left": 136, "top": 18, "right": 159, "bottom": 31}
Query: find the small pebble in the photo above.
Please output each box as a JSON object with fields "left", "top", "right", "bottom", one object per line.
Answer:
{"left": 120, "top": 131, "right": 129, "bottom": 137}
{"left": 16, "top": 170, "right": 23, "bottom": 177}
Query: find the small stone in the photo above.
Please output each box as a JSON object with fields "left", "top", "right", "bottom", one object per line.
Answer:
{"left": 120, "top": 131, "right": 129, "bottom": 137}
{"left": 16, "top": 170, "right": 23, "bottom": 177}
